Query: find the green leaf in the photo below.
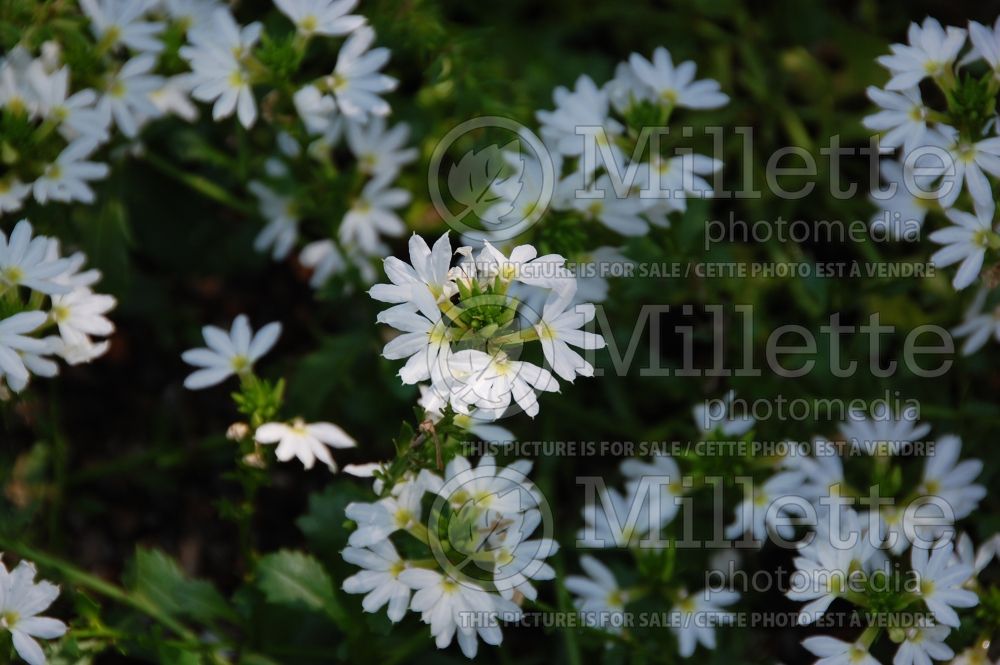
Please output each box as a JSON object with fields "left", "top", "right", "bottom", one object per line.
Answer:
{"left": 255, "top": 550, "right": 347, "bottom": 628}
{"left": 129, "top": 548, "right": 237, "bottom": 626}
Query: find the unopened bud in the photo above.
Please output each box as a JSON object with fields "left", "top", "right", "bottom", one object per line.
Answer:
{"left": 227, "top": 422, "right": 251, "bottom": 441}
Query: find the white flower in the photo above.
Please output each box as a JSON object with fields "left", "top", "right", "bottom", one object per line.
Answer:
{"left": 869, "top": 160, "right": 934, "bottom": 241}
{"left": 669, "top": 588, "right": 738, "bottom": 657}
{"left": 0, "top": 177, "right": 31, "bottom": 215}
{"left": 0, "top": 48, "right": 39, "bottom": 116}
{"left": 533, "top": 290, "right": 604, "bottom": 381}
{"left": 637, "top": 152, "right": 722, "bottom": 213}
{"left": 0, "top": 220, "right": 72, "bottom": 295}
{"left": 399, "top": 567, "right": 519, "bottom": 659}
{"left": 863, "top": 86, "right": 932, "bottom": 153}
{"left": 929, "top": 199, "right": 996, "bottom": 290}
{"left": 248, "top": 181, "right": 299, "bottom": 260}
{"left": 50, "top": 288, "right": 116, "bottom": 349}
{"left": 953, "top": 288, "right": 1000, "bottom": 355}
{"left": 369, "top": 232, "right": 455, "bottom": 311}
{"left": 577, "top": 485, "right": 650, "bottom": 548}
{"left": 274, "top": 0, "right": 365, "bottom": 37}
{"left": 0, "top": 312, "right": 50, "bottom": 392}
{"left": 300, "top": 239, "right": 346, "bottom": 287}
{"left": 565, "top": 555, "right": 629, "bottom": 633}
{"left": 802, "top": 637, "right": 880, "bottom": 665}
{"left": 180, "top": 9, "right": 262, "bottom": 128}
{"left": 324, "top": 25, "right": 397, "bottom": 120}
{"left": 839, "top": 405, "right": 931, "bottom": 456}
{"left": 149, "top": 74, "right": 199, "bottom": 122}
{"left": 474, "top": 241, "right": 572, "bottom": 293}
{"left": 293, "top": 85, "right": 341, "bottom": 137}
{"left": 0, "top": 558, "right": 68, "bottom": 665}
{"left": 376, "top": 303, "right": 449, "bottom": 385}
{"left": 893, "top": 622, "right": 953, "bottom": 665}
{"left": 346, "top": 117, "right": 417, "bottom": 178}
{"left": 436, "top": 455, "right": 539, "bottom": 518}
{"left": 181, "top": 314, "right": 281, "bottom": 389}
{"left": 97, "top": 54, "right": 163, "bottom": 138}
{"left": 342, "top": 539, "right": 411, "bottom": 622}
{"left": 27, "top": 65, "right": 109, "bottom": 141}
{"left": 619, "top": 454, "right": 684, "bottom": 528}
{"left": 954, "top": 532, "right": 1000, "bottom": 579}
{"left": 490, "top": 509, "right": 558, "bottom": 601}
{"left": 912, "top": 540, "right": 978, "bottom": 627}
{"left": 692, "top": 390, "right": 755, "bottom": 437}
{"left": 938, "top": 136, "right": 1000, "bottom": 210}
{"left": 918, "top": 434, "right": 985, "bottom": 522}
{"left": 419, "top": 385, "right": 514, "bottom": 444}
{"left": 566, "top": 172, "right": 652, "bottom": 236}
{"left": 446, "top": 349, "right": 559, "bottom": 419}
{"left": 32, "top": 138, "right": 110, "bottom": 205}
{"left": 80, "top": 0, "right": 165, "bottom": 53}
{"left": 163, "top": 0, "right": 223, "bottom": 33}
{"left": 345, "top": 479, "right": 424, "bottom": 547}
{"left": 627, "top": 47, "right": 729, "bottom": 109}
{"left": 339, "top": 174, "right": 410, "bottom": 255}
{"left": 54, "top": 335, "right": 110, "bottom": 367}
{"left": 536, "top": 75, "right": 623, "bottom": 169}
{"left": 969, "top": 17, "right": 1000, "bottom": 76}
{"left": 877, "top": 18, "right": 966, "bottom": 90}
{"left": 255, "top": 419, "right": 356, "bottom": 471}
{"left": 787, "top": 509, "right": 878, "bottom": 625}
{"left": 725, "top": 469, "right": 806, "bottom": 542}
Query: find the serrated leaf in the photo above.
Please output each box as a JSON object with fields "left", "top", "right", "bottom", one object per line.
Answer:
{"left": 255, "top": 550, "right": 347, "bottom": 628}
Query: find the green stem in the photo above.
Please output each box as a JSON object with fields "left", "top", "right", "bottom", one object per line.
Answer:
{"left": 0, "top": 539, "right": 197, "bottom": 642}
{"left": 143, "top": 152, "right": 255, "bottom": 215}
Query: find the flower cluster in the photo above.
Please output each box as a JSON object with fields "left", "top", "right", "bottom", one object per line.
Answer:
{"left": 342, "top": 455, "right": 557, "bottom": 658}
{"left": 566, "top": 397, "right": 745, "bottom": 655}
{"left": 731, "top": 407, "right": 991, "bottom": 664}
{"left": 181, "top": 313, "right": 357, "bottom": 472}
{"left": 864, "top": 16, "right": 1000, "bottom": 355}
{"left": 369, "top": 232, "right": 606, "bottom": 421}
{"left": 0, "top": 220, "right": 116, "bottom": 393}
{"left": 469, "top": 47, "right": 726, "bottom": 306}
{"left": 177, "top": 1, "right": 416, "bottom": 291}
{"left": 0, "top": 45, "right": 111, "bottom": 212}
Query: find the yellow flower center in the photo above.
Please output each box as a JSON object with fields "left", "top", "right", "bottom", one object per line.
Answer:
{"left": 230, "top": 355, "right": 250, "bottom": 372}
{"left": 300, "top": 15, "right": 318, "bottom": 32}
{"left": 3, "top": 266, "right": 24, "bottom": 284}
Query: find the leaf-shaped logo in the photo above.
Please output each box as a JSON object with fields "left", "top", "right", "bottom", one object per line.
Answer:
{"left": 447, "top": 140, "right": 521, "bottom": 223}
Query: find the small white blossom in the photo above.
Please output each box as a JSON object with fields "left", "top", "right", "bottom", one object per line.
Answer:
{"left": 80, "top": 0, "right": 165, "bottom": 53}
{"left": 32, "top": 138, "right": 110, "bottom": 205}
{"left": 341, "top": 540, "right": 411, "bottom": 622}
{"left": 181, "top": 314, "right": 281, "bottom": 389}
{"left": 0, "top": 558, "right": 68, "bottom": 665}
{"left": 627, "top": 47, "right": 729, "bottom": 109}
{"left": 912, "top": 540, "right": 978, "bottom": 627}
{"left": 877, "top": 18, "right": 966, "bottom": 90}
{"left": 248, "top": 181, "right": 299, "bottom": 260}
{"left": 929, "top": 199, "right": 997, "bottom": 290}
{"left": 565, "top": 555, "right": 629, "bottom": 633}
{"left": 274, "top": 0, "right": 365, "bottom": 38}
{"left": 255, "top": 419, "right": 356, "bottom": 471}
{"left": 802, "top": 636, "right": 880, "bottom": 665}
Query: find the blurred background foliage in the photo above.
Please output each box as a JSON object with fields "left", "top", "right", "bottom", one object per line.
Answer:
{"left": 2, "top": 0, "right": 1000, "bottom": 663}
